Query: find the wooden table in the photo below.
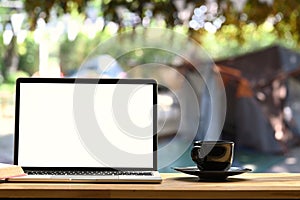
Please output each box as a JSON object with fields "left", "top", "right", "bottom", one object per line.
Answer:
{"left": 0, "top": 173, "right": 300, "bottom": 199}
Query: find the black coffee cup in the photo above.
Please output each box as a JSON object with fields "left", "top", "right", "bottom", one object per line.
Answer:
{"left": 191, "top": 140, "right": 234, "bottom": 171}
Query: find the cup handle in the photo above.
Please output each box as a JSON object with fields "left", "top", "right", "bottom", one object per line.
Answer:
{"left": 191, "top": 146, "right": 203, "bottom": 164}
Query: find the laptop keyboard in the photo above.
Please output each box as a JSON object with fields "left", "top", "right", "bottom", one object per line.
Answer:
{"left": 25, "top": 170, "right": 153, "bottom": 176}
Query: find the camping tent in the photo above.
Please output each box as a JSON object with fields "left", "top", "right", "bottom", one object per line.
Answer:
{"left": 215, "top": 45, "right": 300, "bottom": 153}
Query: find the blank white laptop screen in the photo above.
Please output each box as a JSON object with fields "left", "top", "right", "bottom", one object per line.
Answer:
{"left": 15, "top": 78, "right": 156, "bottom": 170}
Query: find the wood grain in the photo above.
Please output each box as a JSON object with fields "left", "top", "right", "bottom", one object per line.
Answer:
{"left": 0, "top": 173, "right": 300, "bottom": 199}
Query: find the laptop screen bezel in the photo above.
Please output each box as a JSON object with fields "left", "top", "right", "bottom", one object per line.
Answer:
{"left": 14, "top": 77, "right": 158, "bottom": 171}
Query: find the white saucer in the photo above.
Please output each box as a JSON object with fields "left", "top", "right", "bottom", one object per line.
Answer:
{"left": 172, "top": 166, "right": 252, "bottom": 180}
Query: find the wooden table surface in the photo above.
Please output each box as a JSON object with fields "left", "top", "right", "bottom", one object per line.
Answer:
{"left": 1, "top": 173, "right": 300, "bottom": 199}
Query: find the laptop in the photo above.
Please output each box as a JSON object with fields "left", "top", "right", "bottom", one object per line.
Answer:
{"left": 8, "top": 77, "right": 162, "bottom": 183}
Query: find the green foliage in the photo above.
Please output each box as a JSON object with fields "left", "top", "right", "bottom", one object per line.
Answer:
{"left": 59, "top": 31, "right": 112, "bottom": 75}
{"left": 102, "top": 0, "right": 180, "bottom": 29}
{"left": 2, "top": 0, "right": 300, "bottom": 81}
{"left": 100, "top": 0, "right": 300, "bottom": 46}
{"left": 0, "top": 34, "right": 6, "bottom": 81}
{"left": 199, "top": 22, "right": 299, "bottom": 60}
{"left": 18, "top": 33, "right": 39, "bottom": 75}
{"left": 6, "top": 70, "right": 30, "bottom": 84}
{"left": 24, "top": 0, "right": 91, "bottom": 30}
{"left": 59, "top": 33, "right": 89, "bottom": 75}
{"left": 21, "top": 0, "right": 300, "bottom": 46}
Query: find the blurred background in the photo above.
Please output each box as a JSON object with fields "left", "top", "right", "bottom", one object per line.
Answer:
{"left": 1, "top": 0, "right": 300, "bottom": 172}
